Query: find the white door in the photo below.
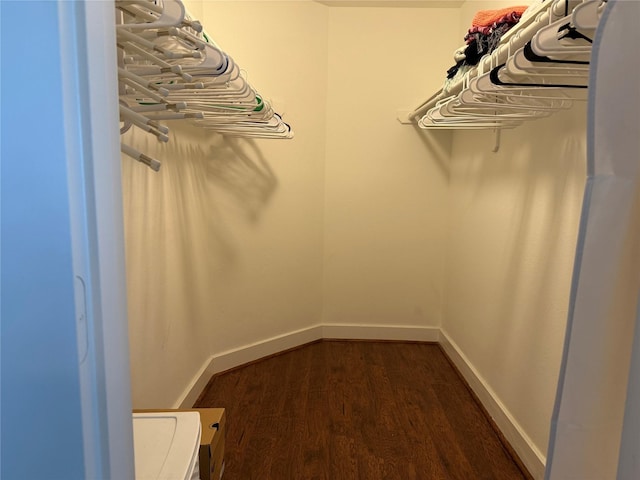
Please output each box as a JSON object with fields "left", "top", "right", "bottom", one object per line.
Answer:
{"left": 1, "top": 1, "right": 134, "bottom": 478}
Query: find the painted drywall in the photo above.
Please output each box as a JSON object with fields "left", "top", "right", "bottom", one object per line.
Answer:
{"left": 122, "top": 7, "right": 582, "bottom": 471}
{"left": 444, "top": 109, "right": 586, "bottom": 464}
{"left": 123, "top": 0, "right": 461, "bottom": 407}
{"left": 440, "top": 0, "right": 586, "bottom": 464}
{"left": 122, "top": 0, "right": 328, "bottom": 408}
{"left": 323, "top": 6, "right": 458, "bottom": 327}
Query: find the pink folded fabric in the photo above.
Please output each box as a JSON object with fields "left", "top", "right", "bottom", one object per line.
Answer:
{"left": 466, "top": 25, "right": 493, "bottom": 37}
{"left": 472, "top": 6, "right": 528, "bottom": 27}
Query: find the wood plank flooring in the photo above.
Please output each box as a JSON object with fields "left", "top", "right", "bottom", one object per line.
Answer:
{"left": 195, "top": 341, "right": 530, "bottom": 480}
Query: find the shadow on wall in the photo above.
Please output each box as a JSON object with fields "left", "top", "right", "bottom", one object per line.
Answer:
{"left": 121, "top": 122, "right": 278, "bottom": 406}
{"left": 122, "top": 121, "right": 277, "bottom": 262}
{"left": 459, "top": 106, "right": 586, "bottom": 408}
{"left": 122, "top": 121, "right": 278, "bottom": 285}
{"left": 204, "top": 134, "right": 278, "bottom": 223}
{"left": 412, "top": 124, "right": 453, "bottom": 180}
{"left": 443, "top": 107, "right": 588, "bottom": 449}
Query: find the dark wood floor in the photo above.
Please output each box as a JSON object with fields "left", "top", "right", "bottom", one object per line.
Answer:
{"left": 195, "top": 341, "right": 530, "bottom": 480}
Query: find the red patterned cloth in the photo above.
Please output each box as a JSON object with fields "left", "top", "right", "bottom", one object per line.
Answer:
{"left": 472, "top": 6, "right": 528, "bottom": 27}
{"left": 465, "top": 11, "right": 524, "bottom": 43}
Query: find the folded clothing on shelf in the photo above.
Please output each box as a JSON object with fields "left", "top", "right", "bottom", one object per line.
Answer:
{"left": 445, "top": 4, "right": 529, "bottom": 79}
{"left": 471, "top": 6, "right": 528, "bottom": 28}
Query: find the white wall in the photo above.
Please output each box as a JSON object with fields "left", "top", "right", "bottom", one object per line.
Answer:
{"left": 122, "top": 0, "right": 459, "bottom": 407}
{"left": 443, "top": 106, "right": 586, "bottom": 462}
{"left": 121, "top": 6, "right": 583, "bottom": 475}
{"left": 440, "top": 1, "right": 586, "bottom": 470}
{"left": 323, "top": 5, "right": 458, "bottom": 327}
{"left": 122, "top": 0, "right": 328, "bottom": 408}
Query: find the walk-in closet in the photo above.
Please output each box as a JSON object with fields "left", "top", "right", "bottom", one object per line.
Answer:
{"left": 1, "top": 0, "right": 639, "bottom": 479}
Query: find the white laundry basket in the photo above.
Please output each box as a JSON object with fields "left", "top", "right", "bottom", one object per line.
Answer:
{"left": 133, "top": 412, "right": 201, "bottom": 480}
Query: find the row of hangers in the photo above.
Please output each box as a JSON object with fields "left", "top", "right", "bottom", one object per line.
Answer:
{"left": 116, "top": 0, "right": 293, "bottom": 171}
{"left": 413, "top": 0, "right": 605, "bottom": 130}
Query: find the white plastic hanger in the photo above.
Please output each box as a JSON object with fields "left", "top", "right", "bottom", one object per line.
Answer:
{"left": 116, "top": 0, "right": 293, "bottom": 168}
{"left": 116, "top": 0, "right": 186, "bottom": 31}
{"left": 507, "top": 46, "right": 589, "bottom": 76}
{"left": 121, "top": 143, "right": 162, "bottom": 171}
{"left": 572, "top": 0, "right": 606, "bottom": 30}
{"left": 530, "top": 13, "right": 594, "bottom": 57}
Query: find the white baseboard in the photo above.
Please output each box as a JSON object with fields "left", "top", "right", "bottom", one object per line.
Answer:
{"left": 208, "top": 324, "right": 324, "bottom": 376}
{"left": 174, "top": 355, "right": 216, "bottom": 409}
{"left": 174, "top": 324, "right": 323, "bottom": 407}
{"left": 174, "top": 323, "right": 437, "bottom": 408}
{"left": 439, "top": 329, "right": 546, "bottom": 479}
{"left": 322, "top": 324, "right": 439, "bottom": 342}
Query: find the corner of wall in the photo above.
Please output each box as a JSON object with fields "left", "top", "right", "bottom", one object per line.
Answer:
{"left": 439, "top": 330, "right": 546, "bottom": 479}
